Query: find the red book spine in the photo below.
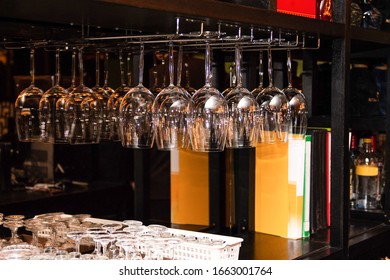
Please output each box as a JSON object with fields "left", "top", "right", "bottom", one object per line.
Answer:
{"left": 326, "top": 131, "right": 331, "bottom": 227}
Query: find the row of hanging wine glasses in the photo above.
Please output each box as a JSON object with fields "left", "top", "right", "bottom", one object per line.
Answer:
{"left": 15, "top": 47, "right": 138, "bottom": 145}
{"left": 15, "top": 43, "right": 308, "bottom": 151}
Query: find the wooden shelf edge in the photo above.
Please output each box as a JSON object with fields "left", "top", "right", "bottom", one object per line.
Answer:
{"left": 95, "top": 0, "right": 344, "bottom": 37}
{"left": 295, "top": 245, "right": 343, "bottom": 260}
{"left": 351, "top": 26, "right": 390, "bottom": 45}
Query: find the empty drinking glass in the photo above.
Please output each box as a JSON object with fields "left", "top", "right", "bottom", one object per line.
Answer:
{"left": 123, "top": 219, "right": 143, "bottom": 227}
{"left": 189, "top": 42, "right": 228, "bottom": 152}
{"left": 225, "top": 45, "right": 259, "bottom": 148}
{"left": 282, "top": 50, "right": 308, "bottom": 139}
{"left": 65, "top": 48, "right": 103, "bottom": 144}
{"left": 55, "top": 49, "right": 77, "bottom": 143}
{"left": 92, "top": 51, "right": 114, "bottom": 141}
{"left": 108, "top": 50, "right": 131, "bottom": 141}
{"left": 24, "top": 219, "right": 43, "bottom": 248}
{"left": 86, "top": 227, "right": 107, "bottom": 256}
{"left": 3, "top": 215, "right": 25, "bottom": 245}
{"left": 152, "top": 42, "right": 193, "bottom": 150}
{"left": 40, "top": 49, "right": 68, "bottom": 143}
{"left": 256, "top": 50, "right": 290, "bottom": 143}
{"left": 15, "top": 48, "right": 44, "bottom": 142}
{"left": 119, "top": 44, "right": 155, "bottom": 148}
{"left": 66, "top": 230, "right": 86, "bottom": 254}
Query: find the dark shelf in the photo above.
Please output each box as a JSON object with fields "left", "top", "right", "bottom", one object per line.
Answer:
{"left": 351, "top": 26, "right": 390, "bottom": 46}
{"left": 350, "top": 209, "right": 386, "bottom": 222}
{"left": 235, "top": 219, "right": 389, "bottom": 259}
{"left": 350, "top": 116, "right": 386, "bottom": 131}
{"left": 308, "top": 115, "right": 331, "bottom": 128}
{"left": 95, "top": 0, "right": 344, "bottom": 37}
{"left": 0, "top": 0, "right": 344, "bottom": 41}
{"left": 309, "top": 115, "right": 387, "bottom": 132}
{"left": 348, "top": 220, "right": 390, "bottom": 259}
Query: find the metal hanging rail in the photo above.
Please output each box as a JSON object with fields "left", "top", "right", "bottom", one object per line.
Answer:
{"left": 1, "top": 17, "right": 320, "bottom": 52}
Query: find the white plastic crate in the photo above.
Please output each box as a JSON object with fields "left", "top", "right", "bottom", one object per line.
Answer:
{"left": 166, "top": 228, "right": 243, "bottom": 260}
{"left": 85, "top": 217, "right": 244, "bottom": 260}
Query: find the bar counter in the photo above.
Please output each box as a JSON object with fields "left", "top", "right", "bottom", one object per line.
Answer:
{"left": 1, "top": 184, "right": 390, "bottom": 260}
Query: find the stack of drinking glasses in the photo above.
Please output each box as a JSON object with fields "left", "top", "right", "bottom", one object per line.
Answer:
{"left": 0, "top": 212, "right": 240, "bottom": 260}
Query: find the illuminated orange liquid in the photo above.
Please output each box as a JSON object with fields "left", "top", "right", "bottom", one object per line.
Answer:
{"left": 170, "top": 149, "right": 209, "bottom": 226}
{"left": 254, "top": 141, "right": 304, "bottom": 239}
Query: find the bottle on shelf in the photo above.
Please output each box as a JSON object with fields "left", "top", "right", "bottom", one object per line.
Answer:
{"left": 355, "top": 137, "right": 383, "bottom": 210}
{"left": 371, "top": 134, "right": 385, "bottom": 209}
{"left": 351, "top": 0, "right": 363, "bottom": 27}
{"left": 349, "top": 133, "right": 360, "bottom": 208}
{"left": 317, "top": 0, "right": 333, "bottom": 21}
{"left": 361, "top": 0, "right": 383, "bottom": 30}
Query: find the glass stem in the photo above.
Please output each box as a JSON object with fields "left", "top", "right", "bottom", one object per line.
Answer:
{"left": 287, "top": 49, "right": 293, "bottom": 87}
{"left": 11, "top": 226, "right": 18, "bottom": 239}
{"left": 127, "top": 52, "right": 132, "bottom": 87}
{"left": 205, "top": 42, "right": 212, "bottom": 87}
{"left": 95, "top": 50, "right": 100, "bottom": 87}
{"left": 235, "top": 44, "right": 242, "bottom": 88}
{"left": 267, "top": 49, "right": 273, "bottom": 87}
{"left": 138, "top": 44, "right": 145, "bottom": 86}
{"left": 104, "top": 52, "right": 110, "bottom": 87}
{"left": 78, "top": 48, "right": 84, "bottom": 86}
{"left": 31, "top": 229, "right": 39, "bottom": 246}
{"left": 168, "top": 42, "right": 175, "bottom": 87}
{"left": 161, "top": 57, "right": 166, "bottom": 88}
{"left": 259, "top": 50, "right": 263, "bottom": 88}
{"left": 55, "top": 48, "right": 61, "bottom": 86}
{"left": 185, "top": 62, "right": 191, "bottom": 88}
{"left": 102, "top": 242, "right": 109, "bottom": 257}
{"left": 75, "top": 240, "right": 81, "bottom": 253}
{"left": 229, "top": 65, "right": 233, "bottom": 88}
{"left": 71, "top": 49, "right": 77, "bottom": 89}
{"left": 119, "top": 50, "right": 125, "bottom": 87}
{"left": 177, "top": 45, "right": 183, "bottom": 87}
{"left": 30, "top": 48, "right": 35, "bottom": 86}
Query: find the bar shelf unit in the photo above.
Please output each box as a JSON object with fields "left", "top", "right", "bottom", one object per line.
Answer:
{"left": 1, "top": 0, "right": 390, "bottom": 259}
